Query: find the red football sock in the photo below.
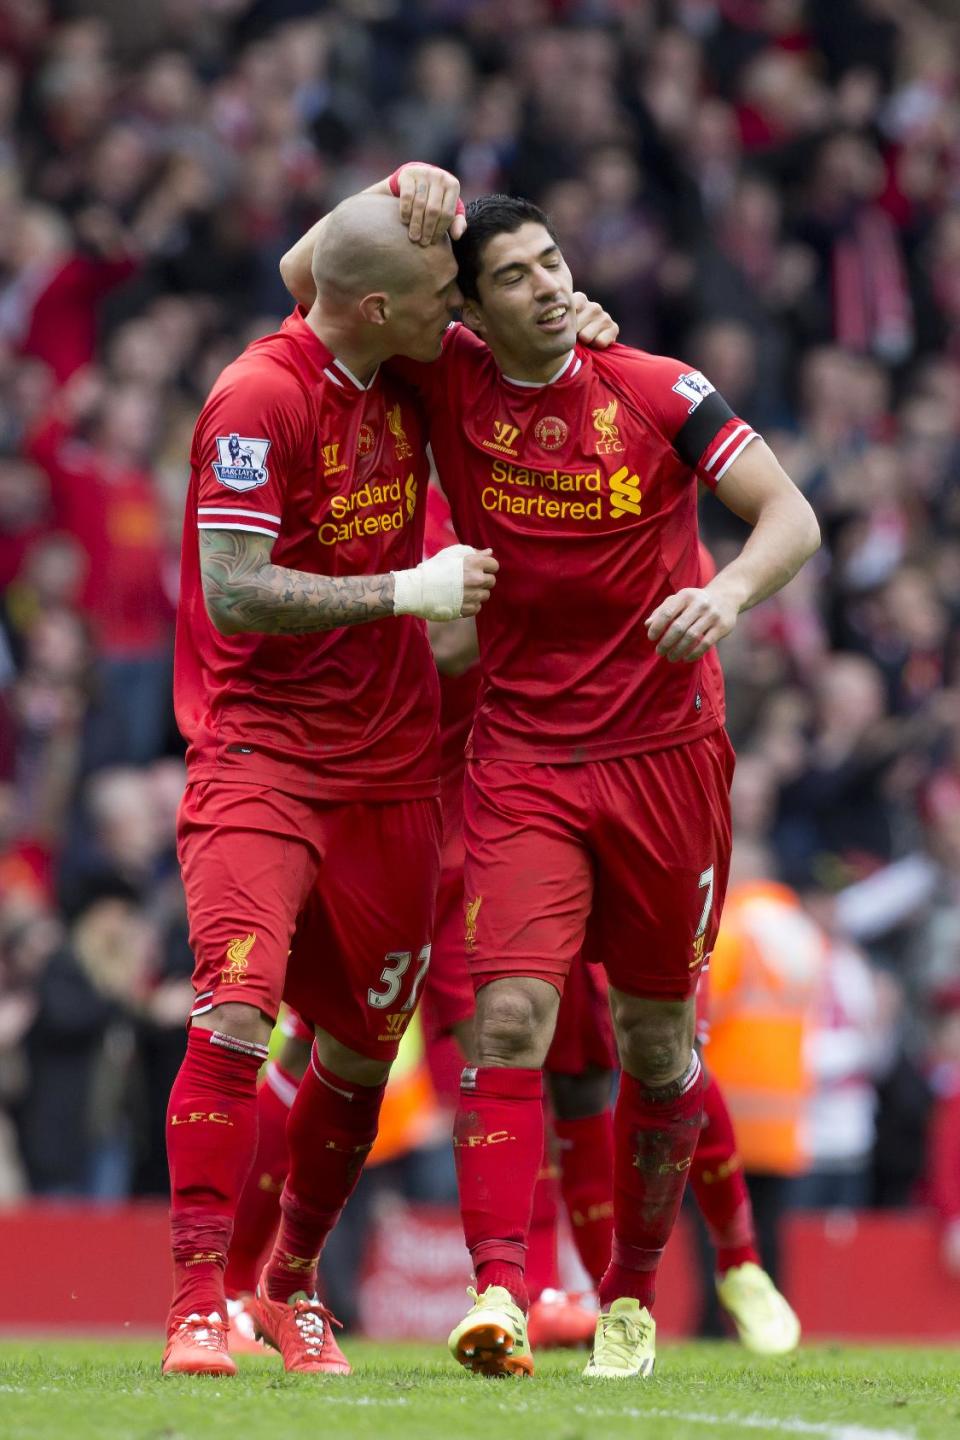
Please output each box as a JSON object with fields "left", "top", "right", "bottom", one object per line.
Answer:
{"left": 689, "top": 1072, "right": 760, "bottom": 1273}
{"left": 265, "top": 1046, "right": 385, "bottom": 1302}
{"left": 454, "top": 1065, "right": 544, "bottom": 1311}
{"left": 599, "top": 1054, "right": 704, "bottom": 1313}
{"left": 553, "top": 1110, "right": 614, "bottom": 1288}
{"left": 525, "top": 1138, "right": 561, "bottom": 1300}
{"left": 166, "top": 1028, "right": 267, "bottom": 1323}
{"left": 224, "top": 1061, "right": 298, "bottom": 1297}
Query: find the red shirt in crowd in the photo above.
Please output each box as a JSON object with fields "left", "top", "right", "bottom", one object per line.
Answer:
{"left": 20, "top": 254, "right": 137, "bottom": 384}
{"left": 394, "top": 327, "right": 746, "bottom": 764}
{"left": 175, "top": 308, "right": 439, "bottom": 800}
{"left": 25, "top": 413, "right": 171, "bottom": 657}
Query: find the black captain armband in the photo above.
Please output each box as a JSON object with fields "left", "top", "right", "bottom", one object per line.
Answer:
{"left": 673, "top": 391, "right": 736, "bottom": 470}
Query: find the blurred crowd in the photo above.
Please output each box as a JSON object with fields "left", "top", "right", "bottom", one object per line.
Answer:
{"left": 0, "top": 0, "right": 959, "bottom": 1270}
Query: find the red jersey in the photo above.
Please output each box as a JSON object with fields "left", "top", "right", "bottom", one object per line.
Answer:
{"left": 175, "top": 308, "right": 439, "bottom": 800}
{"left": 392, "top": 328, "right": 747, "bottom": 763}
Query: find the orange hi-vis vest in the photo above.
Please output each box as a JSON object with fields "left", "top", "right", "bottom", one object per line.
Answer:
{"left": 706, "top": 880, "right": 826, "bottom": 1177}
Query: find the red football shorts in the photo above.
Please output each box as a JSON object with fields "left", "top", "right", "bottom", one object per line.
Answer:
{"left": 463, "top": 728, "right": 734, "bottom": 1002}
{"left": 178, "top": 781, "right": 441, "bottom": 1060}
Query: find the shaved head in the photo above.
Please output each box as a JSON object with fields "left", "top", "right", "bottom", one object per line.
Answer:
{"left": 306, "top": 191, "right": 461, "bottom": 365}
{"left": 311, "top": 193, "right": 443, "bottom": 302}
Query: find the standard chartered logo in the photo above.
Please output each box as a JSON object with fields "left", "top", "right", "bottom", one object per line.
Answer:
{"left": 318, "top": 474, "right": 417, "bottom": 545}
{"left": 608, "top": 466, "right": 642, "bottom": 518}
{"left": 480, "top": 457, "right": 643, "bottom": 523}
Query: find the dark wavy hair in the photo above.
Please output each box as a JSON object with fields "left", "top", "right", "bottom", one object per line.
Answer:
{"left": 452, "top": 194, "right": 560, "bottom": 302}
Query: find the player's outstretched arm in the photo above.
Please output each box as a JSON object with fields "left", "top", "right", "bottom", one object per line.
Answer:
{"left": 646, "top": 439, "right": 820, "bottom": 663}
{"left": 279, "top": 163, "right": 464, "bottom": 309}
{"left": 200, "top": 529, "right": 496, "bottom": 636}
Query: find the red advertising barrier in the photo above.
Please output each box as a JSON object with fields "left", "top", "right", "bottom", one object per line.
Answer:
{"left": 2, "top": 1202, "right": 960, "bottom": 1340}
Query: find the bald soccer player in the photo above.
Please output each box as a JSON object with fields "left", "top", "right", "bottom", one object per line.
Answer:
{"left": 163, "top": 193, "right": 498, "bottom": 1377}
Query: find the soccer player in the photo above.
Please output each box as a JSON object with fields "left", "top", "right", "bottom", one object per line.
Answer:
{"left": 163, "top": 191, "right": 500, "bottom": 1377}
{"left": 283, "top": 168, "right": 819, "bottom": 1378}
{"left": 419, "top": 490, "right": 799, "bottom": 1357}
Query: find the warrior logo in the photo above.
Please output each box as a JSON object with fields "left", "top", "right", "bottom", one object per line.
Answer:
{"left": 378, "top": 1012, "right": 411, "bottom": 1044}
{"left": 483, "top": 420, "right": 521, "bottom": 456}
{"left": 322, "top": 442, "right": 347, "bottom": 476}
{"left": 212, "top": 434, "right": 271, "bottom": 492}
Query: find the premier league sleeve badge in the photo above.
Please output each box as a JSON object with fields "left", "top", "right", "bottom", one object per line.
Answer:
{"left": 212, "top": 434, "right": 272, "bottom": 492}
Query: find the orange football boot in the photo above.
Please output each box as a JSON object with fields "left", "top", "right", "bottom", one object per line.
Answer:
{"left": 527, "top": 1289, "right": 597, "bottom": 1349}
{"left": 254, "top": 1267, "right": 351, "bottom": 1374}
{"left": 162, "top": 1313, "right": 237, "bottom": 1376}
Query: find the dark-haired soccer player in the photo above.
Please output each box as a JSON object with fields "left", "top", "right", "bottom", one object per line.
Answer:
{"left": 282, "top": 167, "right": 818, "bottom": 1378}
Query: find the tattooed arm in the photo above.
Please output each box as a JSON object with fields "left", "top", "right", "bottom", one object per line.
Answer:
{"left": 199, "top": 529, "right": 498, "bottom": 635}
{"left": 200, "top": 529, "right": 396, "bottom": 636}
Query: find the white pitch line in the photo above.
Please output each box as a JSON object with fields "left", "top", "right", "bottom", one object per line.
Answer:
{"left": 564, "top": 1405, "right": 913, "bottom": 1440}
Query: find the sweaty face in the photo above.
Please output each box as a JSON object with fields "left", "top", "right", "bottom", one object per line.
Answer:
{"left": 471, "top": 222, "right": 577, "bottom": 366}
{"left": 384, "top": 239, "right": 463, "bottom": 362}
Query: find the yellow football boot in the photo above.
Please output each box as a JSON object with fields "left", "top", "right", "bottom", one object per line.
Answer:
{"left": 448, "top": 1285, "right": 534, "bottom": 1377}
{"left": 583, "top": 1297, "right": 656, "bottom": 1379}
{"left": 716, "top": 1262, "right": 801, "bottom": 1355}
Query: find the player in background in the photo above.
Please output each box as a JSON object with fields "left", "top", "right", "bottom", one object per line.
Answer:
{"left": 163, "top": 190, "right": 500, "bottom": 1378}
{"left": 282, "top": 166, "right": 818, "bottom": 1378}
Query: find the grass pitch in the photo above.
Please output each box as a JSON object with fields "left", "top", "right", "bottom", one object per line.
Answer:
{"left": 1, "top": 1338, "right": 958, "bottom": 1440}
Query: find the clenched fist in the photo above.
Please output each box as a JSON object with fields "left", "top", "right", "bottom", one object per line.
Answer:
{"left": 393, "top": 544, "right": 498, "bottom": 621}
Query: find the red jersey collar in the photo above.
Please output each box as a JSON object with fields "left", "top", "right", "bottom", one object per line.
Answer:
{"left": 284, "top": 306, "right": 380, "bottom": 392}
{"left": 500, "top": 349, "right": 583, "bottom": 390}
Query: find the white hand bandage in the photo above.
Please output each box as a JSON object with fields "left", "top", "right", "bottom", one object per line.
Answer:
{"left": 392, "top": 543, "right": 476, "bottom": 621}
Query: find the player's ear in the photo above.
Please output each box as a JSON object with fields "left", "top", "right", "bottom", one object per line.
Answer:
{"left": 461, "top": 298, "right": 485, "bottom": 338}
{"left": 359, "top": 292, "right": 389, "bottom": 327}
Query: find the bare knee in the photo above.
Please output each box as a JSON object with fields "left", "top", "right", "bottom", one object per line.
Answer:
{"left": 475, "top": 978, "right": 560, "bottom": 1068}
{"left": 610, "top": 989, "right": 695, "bottom": 1090}
{"left": 313, "top": 1026, "right": 391, "bottom": 1088}
{"left": 192, "top": 1001, "right": 272, "bottom": 1048}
